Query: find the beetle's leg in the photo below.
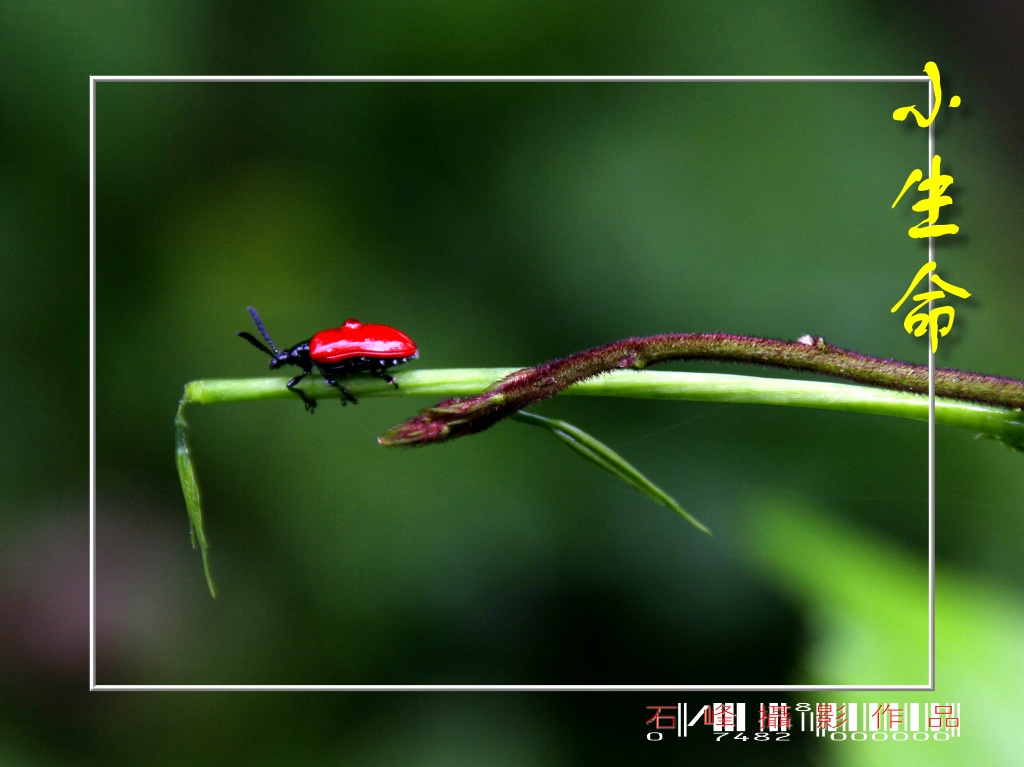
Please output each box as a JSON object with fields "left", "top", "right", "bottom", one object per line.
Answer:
{"left": 286, "top": 372, "right": 317, "bottom": 413}
{"left": 320, "top": 371, "right": 358, "bottom": 406}
{"left": 371, "top": 362, "right": 399, "bottom": 389}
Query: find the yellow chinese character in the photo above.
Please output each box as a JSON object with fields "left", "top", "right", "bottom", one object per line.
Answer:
{"left": 892, "top": 154, "right": 959, "bottom": 238}
{"left": 893, "top": 61, "right": 961, "bottom": 127}
{"left": 891, "top": 261, "right": 971, "bottom": 353}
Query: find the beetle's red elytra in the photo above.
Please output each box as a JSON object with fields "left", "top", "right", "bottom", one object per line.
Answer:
{"left": 309, "top": 319, "right": 418, "bottom": 364}
{"left": 237, "top": 307, "right": 418, "bottom": 412}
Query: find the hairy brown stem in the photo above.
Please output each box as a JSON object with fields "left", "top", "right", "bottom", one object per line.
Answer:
{"left": 379, "top": 333, "right": 1024, "bottom": 447}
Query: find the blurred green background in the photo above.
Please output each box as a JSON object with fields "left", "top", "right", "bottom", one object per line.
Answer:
{"left": 2, "top": 1, "right": 1021, "bottom": 764}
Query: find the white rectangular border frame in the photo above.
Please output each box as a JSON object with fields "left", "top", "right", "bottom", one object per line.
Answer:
{"left": 89, "top": 73, "right": 934, "bottom": 692}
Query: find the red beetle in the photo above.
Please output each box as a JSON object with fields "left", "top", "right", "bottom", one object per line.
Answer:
{"left": 237, "top": 306, "right": 418, "bottom": 411}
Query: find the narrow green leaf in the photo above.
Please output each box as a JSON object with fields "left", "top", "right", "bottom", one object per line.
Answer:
{"left": 175, "top": 400, "right": 216, "bottom": 597}
{"left": 512, "top": 410, "right": 711, "bottom": 535}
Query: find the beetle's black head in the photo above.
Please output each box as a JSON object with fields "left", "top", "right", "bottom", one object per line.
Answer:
{"left": 268, "top": 349, "right": 294, "bottom": 370}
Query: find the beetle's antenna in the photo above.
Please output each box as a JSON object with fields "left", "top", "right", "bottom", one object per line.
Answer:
{"left": 236, "top": 330, "right": 274, "bottom": 357}
{"left": 246, "top": 306, "right": 279, "bottom": 353}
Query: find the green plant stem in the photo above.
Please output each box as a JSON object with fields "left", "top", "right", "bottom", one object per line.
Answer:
{"left": 178, "top": 368, "right": 1024, "bottom": 450}
{"left": 176, "top": 354, "right": 1023, "bottom": 596}
{"left": 378, "top": 334, "right": 1024, "bottom": 446}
